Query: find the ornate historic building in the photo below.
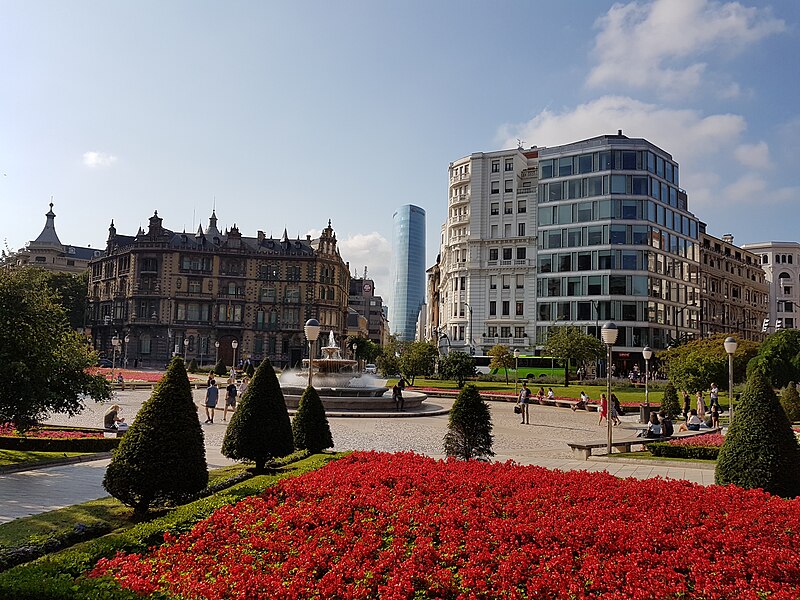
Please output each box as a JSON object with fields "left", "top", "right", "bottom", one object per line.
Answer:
{"left": 87, "top": 211, "right": 350, "bottom": 369}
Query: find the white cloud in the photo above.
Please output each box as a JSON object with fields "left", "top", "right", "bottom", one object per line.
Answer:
{"left": 498, "top": 96, "right": 745, "bottom": 164}
{"left": 82, "top": 151, "right": 117, "bottom": 168}
{"left": 588, "top": 0, "right": 785, "bottom": 96}
{"left": 336, "top": 232, "right": 393, "bottom": 304}
{"left": 722, "top": 174, "right": 799, "bottom": 205}
{"left": 734, "top": 141, "right": 770, "bottom": 169}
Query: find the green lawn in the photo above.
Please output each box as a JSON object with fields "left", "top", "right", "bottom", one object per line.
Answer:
{"left": 0, "top": 450, "right": 94, "bottom": 469}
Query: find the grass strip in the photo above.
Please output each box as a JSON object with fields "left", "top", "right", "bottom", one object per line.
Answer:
{"left": 0, "top": 450, "right": 95, "bottom": 469}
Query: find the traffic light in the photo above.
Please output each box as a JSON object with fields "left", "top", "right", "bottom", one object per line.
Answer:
{"left": 762, "top": 318, "right": 770, "bottom": 332}
{"left": 776, "top": 318, "right": 784, "bottom": 330}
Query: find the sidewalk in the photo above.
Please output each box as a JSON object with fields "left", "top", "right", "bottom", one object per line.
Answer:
{"left": 0, "top": 389, "right": 717, "bottom": 524}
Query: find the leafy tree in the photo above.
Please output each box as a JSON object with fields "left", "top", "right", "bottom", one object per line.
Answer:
{"left": 399, "top": 341, "right": 438, "bottom": 384}
{"left": 439, "top": 352, "right": 477, "bottom": 388}
{"left": 103, "top": 357, "right": 207, "bottom": 515}
{"left": 187, "top": 358, "right": 198, "bottom": 373}
{"left": 222, "top": 358, "right": 294, "bottom": 471}
{"left": 0, "top": 268, "right": 111, "bottom": 431}
{"left": 715, "top": 369, "right": 800, "bottom": 498}
{"left": 747, "top": 329, "right": 800, "bottom": 388}
{"left": 292, "top": 386, "right": 334, "bottom": 453}
{"left": 660, "top": 382, "right": 680, "bottom": 419}
{"left": 376, "top": 337, "right": 402, "bottom": 377}
{"left": 346, "top": 335, "right": 380, "bottom": 367}
{"left": 443, "top": 384, "right": 494, "bottom": 460}
{"left": 46, "top": 270, "right": 89, "bottom": 331}
{"left": 488, "top": 345, "right": 514, "bottom": 384}
{"left": 660, "top": 334, "right": 759, "bottom": 393}
{"left": 213, "top": 359, "right": 228, "bottom": 376}
{"left": 779, "top": 382, "right": 800, "bottom": 423}
{"left": 543, "top": 325, "right": 605, "bottom": 387}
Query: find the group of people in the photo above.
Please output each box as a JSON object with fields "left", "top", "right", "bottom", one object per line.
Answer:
{"left": 204, "top": 374, "right": 250, "bottom": 424}
{"left": 516, "top": 385, "right": 557, "bottom": 424}
{"left": 597, "top": 393, "right": 623, "bottom": 426}
{"left": 641, "top": 411, "right": 674, "bottom": 438}
{"left": 681, "top": 383, "right": 722, "bottom": 429}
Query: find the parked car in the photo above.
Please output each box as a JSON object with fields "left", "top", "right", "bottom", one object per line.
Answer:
{"left": 364, "top": 364, "right": 377, "bottom": 374}
{"left": 97, "top": 358, "right": 113, "bottom": 368}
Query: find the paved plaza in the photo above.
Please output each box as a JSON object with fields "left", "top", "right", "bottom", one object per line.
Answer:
{"left": 0, "top": 387, "right": 716, "bottom": 524}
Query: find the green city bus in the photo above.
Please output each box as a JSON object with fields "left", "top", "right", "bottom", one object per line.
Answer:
{"left": 474, "top": 355, "right": 573, "bottom": 379}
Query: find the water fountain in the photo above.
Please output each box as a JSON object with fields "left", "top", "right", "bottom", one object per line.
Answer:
{"left": 279, "top": 331, "right": 429, "bottom": 411}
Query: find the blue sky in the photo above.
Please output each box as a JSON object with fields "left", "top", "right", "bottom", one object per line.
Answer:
{"left": 2, "top": 0, "right": 798, "bottom": 306}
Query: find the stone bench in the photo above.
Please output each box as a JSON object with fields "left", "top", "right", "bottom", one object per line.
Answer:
{"left": 567, "top": 428, "right": 721, "bottom": 460}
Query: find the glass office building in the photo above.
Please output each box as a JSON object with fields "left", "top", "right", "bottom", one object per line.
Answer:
{"left": 391, "top": 205, "right": 426, "bottom": 340}
{"left": 536, "top": 133, "right": 701, "bottom": 360}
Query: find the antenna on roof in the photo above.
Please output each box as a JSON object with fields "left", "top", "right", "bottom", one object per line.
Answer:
{"left": 517, "top": 139, "right": 524, "bottom": 149}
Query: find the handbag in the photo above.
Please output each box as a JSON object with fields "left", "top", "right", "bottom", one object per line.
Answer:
{"left": 513, "top": 404, "right": 522, "bottom": 414}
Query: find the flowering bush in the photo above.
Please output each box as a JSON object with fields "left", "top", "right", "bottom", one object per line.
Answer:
{"left": 92, "top": 452, "right": 800, "bottom": 599}
{"left": 0, "top": 423, "right": 103, "bottom": 439}
{"left": 668, "top": 433, "right": 725, "bottom": 448}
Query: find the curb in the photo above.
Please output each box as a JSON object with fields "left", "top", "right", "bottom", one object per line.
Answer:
{"left": 588, "top": 455, "right": 717, "bottom": 470}
{"left": 0, "top": 452, "right": 113, "bottom": 475}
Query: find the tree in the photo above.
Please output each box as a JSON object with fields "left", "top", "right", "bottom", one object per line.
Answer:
{"left": 103, "top": 357, "right": 207, "bottom": 515}
{"left": 245, "top": 362, "right": 256, "bottom": 378}
{"left": 399, "top": 341, "right": 438, "bottom": 384}
{"left": 661, "top": 382, "right": 680, "bottom": 419}
{"left": 222, "top": 358, "right": 294, "bottom": 471}
{"left": 779, "top": 382, "right": 800, "bottom": 423}
{"left": 488, "top": 345, "right": 514, "bottom": 384}
{"left": 376, "top": 338, "right": 402, "bottom": 377}
{"left": 660, "top": 334, "right": 759, "bottom": 393}
{"left": 214, "top": 359, "right": 228, "bottom": 376}
{"left": 747, "top": 330, "right": 800, "bottom": 388}
{"left": 292, "top": 386, "right": 334, "bottom": 453}
{"left": 345, "top": 335, "right": 380, "bottom": 367}
{"left": 715, "top": 369, "right": 800, "bottom": 498}
{"left": 439, "top": 352, "right": 477, "bottom": 388}
{"left": 187, "top": 358, "right": 198, "bottom": 373}
{"left": 0, "top": 268, "right": 111, "bottom": 432}
{"left": 443, "top": 384, "right": 494, "bottom": 460}
{"left": 46, "top": 270, "right": 89, "bottom": 331}
{"left": 544, "top": 326, "right": 605, "bottom": 387}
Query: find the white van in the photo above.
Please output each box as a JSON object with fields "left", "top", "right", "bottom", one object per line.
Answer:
{"left": 364, "top": 364, "right": 377, "bottom": 374}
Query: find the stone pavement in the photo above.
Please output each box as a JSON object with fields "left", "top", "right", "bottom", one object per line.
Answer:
{"left": 0, "top": 388, "right": 716, "bottom": 524}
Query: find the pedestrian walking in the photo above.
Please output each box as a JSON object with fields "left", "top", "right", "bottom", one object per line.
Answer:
{"left": 696, "top": 391, "right": 706, "bottom": 420}
{"left": 518, "top": 383, "right": 531, "bottom": 424}
{"left": 204, "top": 380, "right": 219, "bottom": 424}
{"left": 682, "top": 390, "right": 691, "bottom": 422}
{"left": 223, "top": 377, "right": 238, "bottom": 422}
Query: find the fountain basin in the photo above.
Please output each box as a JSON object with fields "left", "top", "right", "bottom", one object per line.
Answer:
{"left": 283, "top": 389, "right": 428, "bottom": 411}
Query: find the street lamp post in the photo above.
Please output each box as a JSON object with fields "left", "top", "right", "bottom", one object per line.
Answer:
{"left": 215, "top": 340, "right": 220, "bottom": 364}
{"left": 183, "top": 337, "right": 189, "bottom": 361}
{"left": 724, "top": 336, "right": 738, "bottom": 424}
{"left": 514, "top": 349, "right": 520, "bottom": 395}
{"left": 304, "top": 319, "right": 321, "bottom": 387}
{"left": 464, "top": 302, "right": 474, "bottom": 355}
{"left": 231, "top": 339, "right": 239, "bottom": 372}
{"left": 642, "top": 346, "right": 652, "bottom": 407}
{"left": 602, "top": 322, "right": 619, "bottom": 455}
{"left": 111, "top": 334, "right": 120, "bottom": 375}
{"left": 124, "top": 334, "right": 130, "bottom": 369}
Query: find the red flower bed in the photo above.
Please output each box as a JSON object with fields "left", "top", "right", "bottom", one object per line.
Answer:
{"left": 0, "top": 423, "right": 103, "bottom": 439}
{"left": 668, "top": 433, "right": 725, "bottom": 448}
{"left": 91, "top": 452, "right": 800, "bottom": 599}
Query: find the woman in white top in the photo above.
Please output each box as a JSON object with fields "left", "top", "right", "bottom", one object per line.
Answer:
{"left": 696, "top": 391, "right": 706, "bottom": 420}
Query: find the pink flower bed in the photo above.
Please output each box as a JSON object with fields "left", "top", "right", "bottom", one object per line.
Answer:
{"left": 0, "top": 423, "right": 103, "bottom": 439}
{"left": 668, "top": 433, "right": 726, "bottom": 448}
{"left": 91, "top": 451, "right": 800, "bottom": 599}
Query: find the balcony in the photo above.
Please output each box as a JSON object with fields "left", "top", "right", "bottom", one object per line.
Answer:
{"left": 448, "top": 214, "right": 469, "bottom": 225}
{"left": 449, "top": 173, "right": 471, "bottom": 186}
{"left": 449, "top": 192, "right": 470, "bottom": 206}
{"left": 132, "top": 283, "right": 162, "bottom": 296}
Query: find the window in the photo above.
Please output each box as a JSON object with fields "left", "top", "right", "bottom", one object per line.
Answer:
{"left": 578, "top": 154, "right": 593, "bottom": 174}
{"left": 505, "top": 159, "right": 513, "bottom": 171}
{"left": 489, "top": 248, "right": 498, "bottom": 261}
{"left": 539, "top": 256, "right": 552, "bottom": 273}
{"left": 502, "top": 301, "right": 510, "bottom": 316}
{"left": 503, "top": 248, "right": 513, "bottom": 260}
{"left": 558, "top": 157, "right": 572, "bottom": 177}
{"left": 492, "top": 160, "right": 499, "bottom": 173}
{"left": 516, "top": 301, "right": 524, "bottom": 316}
{"left": 491, "top": 181, "right": 499, "bottom": 194}
{"left": 515, "top": 327, "right": 525, "bottom": 338}
{"left": 490, "top": 275, "right": 497, "bottom": 290}
{"left": 502, "top": 275, "right": 510, "bottom": 289}
{"left": 490, "top": 202, "right": 499, "bottom": 215}
{"left": 501, "top": 326, "right": 511, "bottom": 337}
{"left": 518, "top": 223, "right": 526, "bottom": 236}
{"left": 516, "top": 247, "right": 526, "bottom": 260}
{"left": 516, "top": 274, "right": 524, "bottom": 289}
{"left": 505, "top": 180, "right": 513, "bottom": 193}
{"left": 489, "top": 301, "right": 496, "bottom": 316}
{"left": 518, "top": 200, "right": 526, "bottom": 213}
{"left": 491, "top": 224, "right": 498, "bottom": 238}
{"left": 504, "top": 202, "right": 513, "bottom": 214}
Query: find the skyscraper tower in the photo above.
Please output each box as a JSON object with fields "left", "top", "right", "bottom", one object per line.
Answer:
{"left": 391, "top": 205, "right": 426, "bottom": 340}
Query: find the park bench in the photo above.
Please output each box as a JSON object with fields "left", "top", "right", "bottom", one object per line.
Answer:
{"left": 567, "top": 428, "right": 721, "bottom": 460}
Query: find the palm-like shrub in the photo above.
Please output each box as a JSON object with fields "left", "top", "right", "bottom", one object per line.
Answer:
{"left": 443, "top": 384, "right": 494, "bottom": 460}
{"left": 292, "top": 386, "right": 333, "bottom": 453}
{"left": 660, "top": 383, "right": 680, "bottom": 419}
{"left": 779, "top": 382, "right": 800, "bottom": 423}
{"left": 221, "top": 359, "right": 294, "bottom": 472}
{"left": 716, "top": 369, "right": 800, "bottom": 498}
{"left": 103, "top": 357, "right": 207, "bottom": 516}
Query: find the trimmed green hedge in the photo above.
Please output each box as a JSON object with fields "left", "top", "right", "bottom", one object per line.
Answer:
{"left": 0, "top": 453, "right": 340, "bottom": 599}
{"left": 0, "top": 436, "right": 119, "bottom": 453}
{"left": 647, "top": 442, "right": 719, "bottom": 461}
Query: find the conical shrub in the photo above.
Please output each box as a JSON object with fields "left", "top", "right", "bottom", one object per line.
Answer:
{"left": 716, "top": 369, "right": 800, "bottom": 498}
{"left": 103, "top": 357, "right": 207, "bottom": 515}
{"left": 779, "top": 382, "right": 800, "bottom": 423}
{"left": 221, "top": 358, "right": 294, "bottom": 471}
{"left": 292, "top": 386, "right": 333, "bottom": 453}
{"left": 214, "top": 359, "right": 228, "bottom": 376}
{"left": 660, "top": 382, "right": 680, "bottom": 419}
{"left": 443, "top": 383, "right": 494, "bottom": 460}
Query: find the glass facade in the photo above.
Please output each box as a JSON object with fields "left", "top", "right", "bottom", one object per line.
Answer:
{"left": 535, "top": 137, "right": 700, "bottom": 353}
{"left": 391, "top": 205, "right": 426, "bottom": 340}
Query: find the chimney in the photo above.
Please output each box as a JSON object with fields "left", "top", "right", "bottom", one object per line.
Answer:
{"left": 722, "top": 234, "right": 734, "bottom": 244}
{"left": 618, "top": 129, "right": 623, "bottom": 136}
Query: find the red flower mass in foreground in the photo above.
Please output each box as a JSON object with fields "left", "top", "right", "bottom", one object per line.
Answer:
{"left": 0, "top": 423, "right": 103, "bottom": 439}
{"left": 91, "top": 452, "right": 800, "bottom": 599}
